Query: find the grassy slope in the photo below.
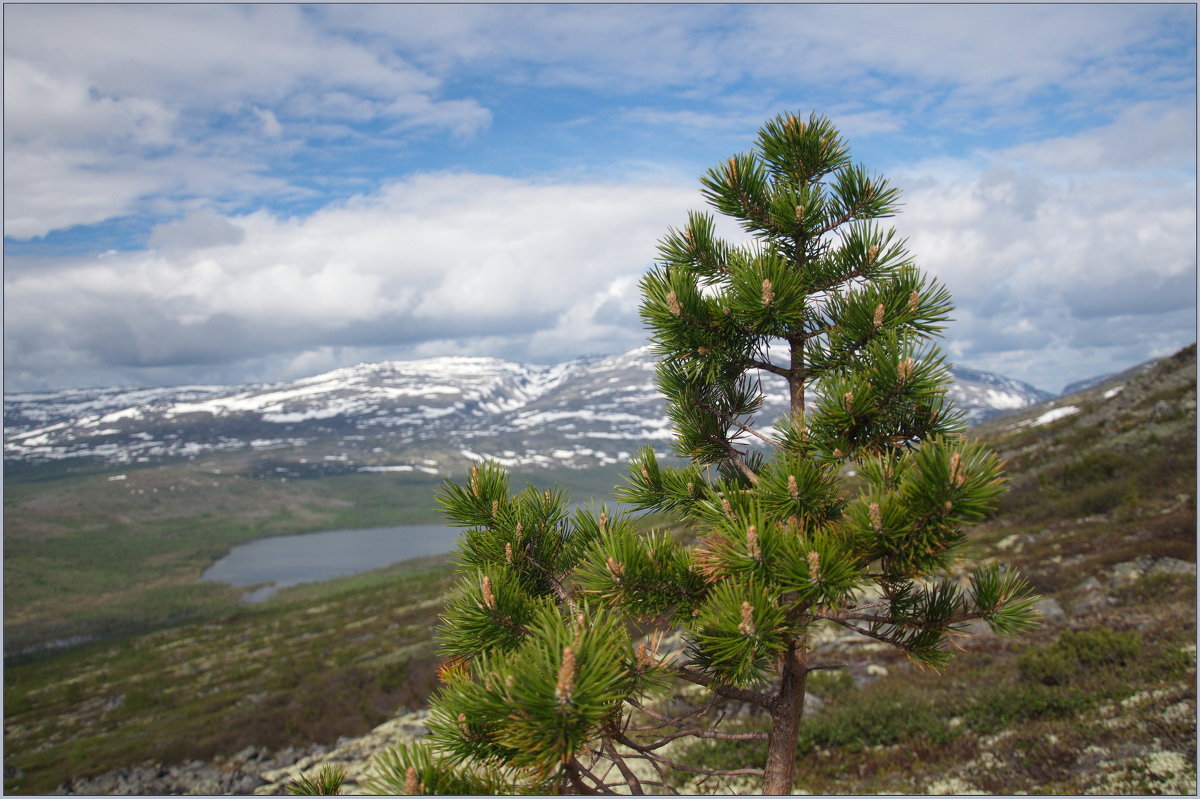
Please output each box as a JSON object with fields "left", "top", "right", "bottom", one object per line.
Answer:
{"left": 3, "top": 347, "right": 1195, "bottom": 794}
{"left": 4, "top": 556, "right": 456, "bottom": 794}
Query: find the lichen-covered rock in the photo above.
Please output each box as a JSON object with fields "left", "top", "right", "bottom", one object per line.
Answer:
{"left": 253, "top": 710, "right": 430, "bottom": 795}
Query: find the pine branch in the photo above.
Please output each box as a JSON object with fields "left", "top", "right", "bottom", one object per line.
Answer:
{"left": 565, "top": 757, "right": 613, "bottom": 795}
{"left": 624, "top": 696, "right": 768, "bottom": 744}
{"left": 673, "top": 663, "right": 773, "bottom": 709}
{"left": 642, "top": 725, "right": 770, "bottom": 748}
{"left": 694, "top": 394, "right": 779, "bottom": 449}
{"left": 601, "top": 737, "right": 645, "bottom": 796}
{"left": 613, "top": 731, "right": 765, "bottom": 778}
{"left": 747, "top": 358, "right": 792, "bottom": 378}
{"left": 623, "top": 694, "right": 724, "bottom": 732}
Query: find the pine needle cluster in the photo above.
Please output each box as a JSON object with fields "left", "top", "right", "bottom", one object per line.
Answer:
{"left": 369, "top": 112, "right": 1039, "bottom": 795}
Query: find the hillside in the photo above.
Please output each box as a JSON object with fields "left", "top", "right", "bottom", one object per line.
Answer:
{"left": 3, "top": 345, "right": 1194, "bottom": 795}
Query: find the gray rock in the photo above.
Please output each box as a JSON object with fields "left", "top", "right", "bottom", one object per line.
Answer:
{"left": 1109, "top": 556, "right": 1196, "bottom": 590}
{"left": 1147, "top": 557, "right": 1196, "bottom": 577}
{"left": 1072, "top": 575, "right": 1113, "bottom": 613}
{"left": 1034, "top": 596, "right": 1066, "bottom": 623}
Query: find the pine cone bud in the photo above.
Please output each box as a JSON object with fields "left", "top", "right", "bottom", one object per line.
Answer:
{"left": 746, "top": 525, "right": 760, "bottom": 560}
{"left": 491, "top": 499, "right": 499, "bottom": 518}
{"left": 721, "top": 497, "right": 735, "bottom": 519}
{"left": 606, "top": 556, "right": 625, "bottom": 582}
{"left": 949, "top": 452, "right": 966, "bottom": 487}
{"left": 762, "top": 278, "right": 774, "bottom": 306}
{"left": 481, "top": 575, "right": 496, "bottom": 609}
{"left": 505, "top": 542, "right": 513, "bottom": 564}
{"left": 898, "top": 357, "right": 914, "bottom": 382}
{"left": 726, "top": 157, "right": 738, "bottom": 187}
{"left": 788, "top": 474, "right": 800, "bottom": 499}
{"left": 405, "top": 766, "right": 423, "bottom": 795}
{"left": 873, "top": 303, "right": 885, "bottom": 328}
{"left": 807, "top": 550, "right": 822, "bottom": 584}
{"left": 469, "top": 466, "right": 480, "bottom": 496}
{"left": 556, "top": 646, "right": 576, "bottom": 702}
{"left": 867, "top": 244, "right": 879, "bottom": 263}
{"left": 843, "top": 391, "right": 854, "bottom": 413}
{"left": 667, "top": 289, "right": 682, "bottom": 316}
{"left": 738, "top": 601, "right": 755, "bottom": 636}
{"left": 869, "top": 502, "right": 883, "bottom": 532}
{"left": 908, "top": 290, "right": 920, "bottom": 313}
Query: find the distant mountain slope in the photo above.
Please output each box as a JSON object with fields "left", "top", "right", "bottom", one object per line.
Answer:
{"left": 3, "top": 347, "right": 1054, "bottom": 472}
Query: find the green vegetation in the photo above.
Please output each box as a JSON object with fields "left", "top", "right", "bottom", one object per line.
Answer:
{"left": 2, "top": 260, "right": 1193, "bottom": 794}
{"left": 1017, "top": 628, "right": 1142, "bottom": 686}
{"left": 3, "top": 458, "right": 628, "bottom": 656}
{"left": 288, "top": 764, "right": 347, "bottom": 795}
{"left": 3, "top": 556, "right": 455, "bottom": 794}
{"left": 677, "top": 625, "right": 1194, "bottom": 794}
{"left": 385, "top": 112, "right": 1037, "bottom": 795}
{"left": 3, "top": 341, "right": 1194, "bottom": 795}
{"left": 984, "top": 344, "right": 1196, "bottom": 526}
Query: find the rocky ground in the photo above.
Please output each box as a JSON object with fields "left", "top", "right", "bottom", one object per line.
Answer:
{"left": 52, "top": 711, "right": 432, "bottom": 796}
{"left": 49, "top": 544, "right": 1196, "bottom": 795}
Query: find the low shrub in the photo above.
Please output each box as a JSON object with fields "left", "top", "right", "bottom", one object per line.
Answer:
{"left": 806, "top": 668, "right": 855, "bottom": 700}
{"left": 1017, "top": 628, "right": 1142, "bottom": 686}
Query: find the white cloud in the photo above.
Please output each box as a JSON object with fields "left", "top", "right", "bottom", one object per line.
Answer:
{"left": 4, "top": 174, "right": 703, "bottom": 389}
{"left": 894, "top": 108, "right": 1196, "bottom": 390}
{"left": 1002, "top": 101, "right": 1197, "bottom": 174}
{"left": 3, "top": 4, "right": 1192, "bottom": 393}
{"left": 252, "top": 106, "right": 284, "bottom": 139}
{"left": 2, "top": 4, "right": 491, "bottom": 238}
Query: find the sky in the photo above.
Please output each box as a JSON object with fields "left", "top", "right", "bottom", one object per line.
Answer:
{"left": 3, "top": 3, "right": 1196, "bottom": 395}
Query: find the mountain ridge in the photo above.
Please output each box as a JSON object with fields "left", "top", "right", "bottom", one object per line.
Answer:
{"left": 5, "top": 347, "right": 1054, "bottom": 471}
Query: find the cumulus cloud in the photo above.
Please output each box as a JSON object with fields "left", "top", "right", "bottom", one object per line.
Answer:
{"left": 3, "top": 4, "right": 490, "bottom": 238}
{"left": 149, "top": 210, "right": 246, "bottom": 251}
{"left": 4, "top": 174, "right": 704, "bottom": 389}
{"left": 3, "top": 5, "right": 1192, "bottom": 393}
{"left": 895, "top": 108, "right": 1196, "bottom": 391}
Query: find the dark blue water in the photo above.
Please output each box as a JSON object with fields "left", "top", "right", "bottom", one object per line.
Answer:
{"left": 200, "top": 524, "right": 462, "bottom": 603}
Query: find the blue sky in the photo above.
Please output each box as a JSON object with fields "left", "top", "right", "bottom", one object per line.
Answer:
{"left": 4, "top": 3, "right": 1196, "bottom": 394}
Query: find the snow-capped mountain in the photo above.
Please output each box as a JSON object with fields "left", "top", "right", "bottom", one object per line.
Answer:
{"left": 4, "top": 348, "right": 1051, "bottom": 472}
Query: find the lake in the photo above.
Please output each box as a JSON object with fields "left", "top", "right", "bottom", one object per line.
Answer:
{"left": 200, "top": 524, "right": 463, "bottom": 603}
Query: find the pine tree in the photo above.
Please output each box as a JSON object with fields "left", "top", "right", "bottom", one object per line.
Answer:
{"left": 370, "top": 112, "right": 1039, "bottom": 795}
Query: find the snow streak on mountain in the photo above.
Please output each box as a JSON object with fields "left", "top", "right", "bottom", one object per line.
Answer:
{"left": 4, "top": 348, "right": 1052, "bottom": 473}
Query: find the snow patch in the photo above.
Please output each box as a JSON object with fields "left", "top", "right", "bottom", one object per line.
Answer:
{"left": 1023, "top": 406, "right": 1080, "bottom": 427}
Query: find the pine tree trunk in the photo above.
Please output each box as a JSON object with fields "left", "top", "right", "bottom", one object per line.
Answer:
{"left": 762, "top": 642, "right": 807, "bottom": 794}
{"left": 788, "top": 338, "right": 806, "bottom": 424}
